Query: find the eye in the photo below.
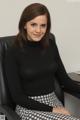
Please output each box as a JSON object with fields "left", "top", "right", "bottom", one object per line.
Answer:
{"left": 31, "top": 23, "right": 37, "bottom": 27}
{"left": 41, "top": 24, "right": 47, "bottom": 28}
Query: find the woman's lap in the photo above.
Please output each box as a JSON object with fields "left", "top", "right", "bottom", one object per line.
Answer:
{"left": 15, "top": 91, "right": 79, "bottom": 120}
{"left": 15, "top": 105, "right": 79, "bottom": 120}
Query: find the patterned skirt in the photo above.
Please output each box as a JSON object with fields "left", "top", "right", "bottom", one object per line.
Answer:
{"left": 15, "top": 91, "right": 79, "bottom": 120}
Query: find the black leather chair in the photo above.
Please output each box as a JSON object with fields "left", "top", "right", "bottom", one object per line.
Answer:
{"left": 0, "top": 36, "right": 20, "bottom": 120}
{"left": 0, "top": 35, "right": 80, "bottom": 120}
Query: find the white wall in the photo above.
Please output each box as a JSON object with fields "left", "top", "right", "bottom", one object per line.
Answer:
{"left": 0, "top": 0, "right": 80, "bottom": 72}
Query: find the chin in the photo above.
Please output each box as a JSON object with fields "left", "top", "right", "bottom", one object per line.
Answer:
{"left": 32, "top": 38, "right": 42, "bottom": 42}
{"left": 33, "top": 39, "right": 41, "bottom": 42}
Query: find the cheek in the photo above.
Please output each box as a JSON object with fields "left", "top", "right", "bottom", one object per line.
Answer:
{"left": 43, "top": 28, "right": 47, "bottom": 33}
{"left": 27, "top": 26, "right": 33, "bottom": 33}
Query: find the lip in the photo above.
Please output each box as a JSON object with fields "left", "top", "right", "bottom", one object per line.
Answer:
{"left": 33, "top": 34, "right": 41, "bottom": 37}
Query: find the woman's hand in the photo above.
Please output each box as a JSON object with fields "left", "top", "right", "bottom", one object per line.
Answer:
{"left": 52, "top": 107, "right": 71, "bottom": 115}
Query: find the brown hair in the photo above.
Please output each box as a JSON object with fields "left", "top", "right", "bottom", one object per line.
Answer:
{"left": 15, "top": 3, "right": 51, "bottom": 48}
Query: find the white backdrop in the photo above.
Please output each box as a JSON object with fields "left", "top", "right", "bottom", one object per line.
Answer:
{"left": 0, "top": 0, "right": 80, "bottom": 72}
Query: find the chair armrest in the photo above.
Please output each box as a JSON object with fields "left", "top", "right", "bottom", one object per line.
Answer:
{"left": 68, "top": 73, "right": 80, "bottom": 98}
{"left": 64, "top": 92, "right": 80, "bottom": 118}
{"left": 0, "top": 105, "right": 20, "bottom": 120}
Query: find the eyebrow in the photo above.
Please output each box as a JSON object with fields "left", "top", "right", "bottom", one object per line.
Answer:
{"left": 30, "top": 22, "right": 47, "bottom": 25}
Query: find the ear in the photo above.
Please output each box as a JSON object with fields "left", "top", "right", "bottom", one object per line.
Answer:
{"left": 24, "top": 25, "right": 26, "bottom": 29}
{"left": 24, "top": 23, "right": 27, "bottom": 29}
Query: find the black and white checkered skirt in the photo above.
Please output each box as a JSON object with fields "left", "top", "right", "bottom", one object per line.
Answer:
{"left": 15, "top": 91, "right": 79, "bottom": 120}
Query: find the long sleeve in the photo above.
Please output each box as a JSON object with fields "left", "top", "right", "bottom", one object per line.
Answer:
{"left": 4, "top": 47, "right": 53, "bottom": 112}
{"left": 52, "top": 37, "right": 80, "bottom": 93}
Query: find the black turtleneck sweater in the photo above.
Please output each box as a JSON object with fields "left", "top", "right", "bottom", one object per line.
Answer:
{"left": 4, "top": 35, "right": 80, "bottom": 112}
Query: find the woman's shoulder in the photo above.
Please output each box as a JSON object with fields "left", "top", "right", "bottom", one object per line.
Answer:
{"left": 6, "top": 45, "right": 20, "bottom": 58}
{"left": 49, "top": 33, "right": 56, "bottom": 46}
{"left": 7, "top": 45, "right": 16, "bottom": 52}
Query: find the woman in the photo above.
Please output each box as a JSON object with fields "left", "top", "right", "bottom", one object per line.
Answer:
{"left": 5, "top": 3, "right": 80, "bottom": 120}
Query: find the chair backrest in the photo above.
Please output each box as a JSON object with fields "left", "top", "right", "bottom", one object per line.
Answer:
{"left": 0, "top": 36, "right": 16, "bottom": 110}
{"left": 0, "top": 35, "right": 64, "bottom": 110}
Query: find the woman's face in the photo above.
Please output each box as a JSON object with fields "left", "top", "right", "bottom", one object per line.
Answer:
{"left": 24, "top": 15, "right": 47, "bottom": 42}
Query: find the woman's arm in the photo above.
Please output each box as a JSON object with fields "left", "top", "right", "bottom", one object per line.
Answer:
{"left": 51, "top": 35, "right": 80, "bottom": 93}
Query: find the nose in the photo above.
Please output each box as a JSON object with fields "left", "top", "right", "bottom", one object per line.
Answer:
{"left": 35, "top": 26, "right": 41, "bottom": 33}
